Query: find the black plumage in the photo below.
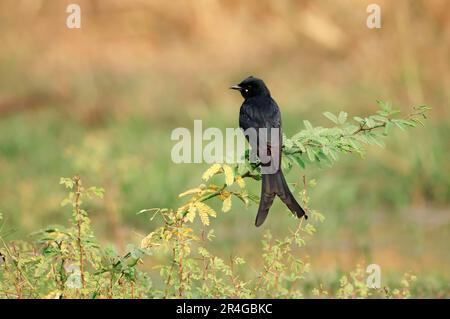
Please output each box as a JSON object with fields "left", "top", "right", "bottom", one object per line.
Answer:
{"left": 231, "top": 76, "right": 307, "bottom": 226}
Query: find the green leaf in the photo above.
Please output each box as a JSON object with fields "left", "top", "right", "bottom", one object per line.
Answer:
{"left": 234, "top": 192, "right": 249, "bottom": 206}
{"left": 392, "top": 120, "right": 406, "bottom": 131}
{"left": 376, "top": 100, "right": 391, "bottom": 111}
{"left": 365, "top": 117, "right": 376, "bottom": 128}
{"left": 87, "top": 186, "right": 105, "bottom": 199}
{"left": 323, "top": 112, "right": 338, "bottom": 124}
{"left": 317, "top": 150, "right": 330, "bottom": 163}
{"left": 295, "top": 237, "right": 306, "bottom": 247}
{"left": 338, "top": 111, "right": 348, "bottom": 124}
{"left": 247, "top": 192, "right": 260, "bottom": 203}
{"left": 306, "top": 147, "right": 315, "bottom": 162}
{"left": 383, "top": 122, "right": 393, "bottom": 136}
{"left": 59, "top": 177, "right": 74, "bottom": 189}
{"left": 311, "top": 211, "right": 325, "bottom": 223}
{"left": 371, "top": 115, "right": 387, "bottom": 123}
{"left": 292, "top": 154, "right": 306, "bottom": 169}
{"left": 294, "top": 140, "right": 306, "bottom": 153}
{"left": 284, "top": 136, "right": 294, "bottom": 149}
{"left": 353, "top": 116, "right": 364, "bottom": 124}
{"left": 282, "top": 156, "right": 292, "bottom": 172}
{"left": 207, "top": 229, "right": 215, "bottom": 241}
{"left": 303, "top": 223, "right": 316, "bottom": 235}
{"left": 303, "top": 120, "right": 313, "bottom": 131}
{"left": 60, "top": 198, "right": 72, "bottom": 207}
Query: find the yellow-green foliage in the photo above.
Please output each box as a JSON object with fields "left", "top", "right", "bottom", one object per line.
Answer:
{"left": 0, "top": 102, "right": 430, "bottom": 299}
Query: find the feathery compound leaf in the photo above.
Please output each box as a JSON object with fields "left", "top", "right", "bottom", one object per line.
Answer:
{"left": 222, "top": 164, "right": 234, "bottom": 186}
{"left": 202, "top": 164, "right": 222, "bottom": 181}
{"left": 185, "top": 205, "right": 197, "bottom": 223}
{"left": 179, "top": 187, "right": 202, "bottom": 198}
{"left": 234, "top": 191, "right": 250, "bottom": 206}
{"left": 195, "top": 202, "right": 217, "bottom": 225}
{"left": 311, "top": 211, "right": 326, "bottom": 223}
{"left": 303, "top": 223, "right": 317, "bottom": 235}
{"left": 202, "top": 202, "right": 217, "bottom": 218}
{"left": 353, "top": 116, "right": 364, "bottom": 124}
{"left": 59, "top": 177, "right": 74, "bottom": 189}
{"left": 338, "top": 111, "right": 348, "bottom": 124}
{"left": 207, "top": 229, "right": 215, "bottom": 241}
{"left": 303, "top": 120, "right": 313, "bottom": 131}
{"left": 323, "top": 112, "right": 338, "bottom": 124}
{"left": 294, "top": 140, "right": 306, "bottom": 153}
{"left": 235, "top": 176, "right": 246, "bottom": 188}
{"left": 292, "top": 154, "right": 306, "bottom": 169}
{"left": 197, "top": 208, "right": 209, "bottom": 225}
{"left": 222, "top": 196, "right": 232, "bottom": 213}
{"left": 306, "top": 147, "right": 316, "bottom": 162}
{"left": 284, "top": 136, "right": 294, "bottom": 149}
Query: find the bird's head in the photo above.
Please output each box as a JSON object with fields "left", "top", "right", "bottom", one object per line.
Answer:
{"left": 230, "top": 76, "right": 270, "bottom": 99}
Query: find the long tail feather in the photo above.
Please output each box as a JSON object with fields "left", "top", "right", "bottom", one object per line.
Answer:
{"left": 255, "top": 171, "right": 307, "bottom": 227}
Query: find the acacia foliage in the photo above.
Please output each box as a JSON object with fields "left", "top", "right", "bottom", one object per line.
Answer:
{"left": 0, "top": 102, "right": 429, "bottom": 298}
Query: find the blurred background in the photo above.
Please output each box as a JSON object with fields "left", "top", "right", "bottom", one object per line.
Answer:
{"left": 0, "top": 0, "right": 448, "bottom": 295}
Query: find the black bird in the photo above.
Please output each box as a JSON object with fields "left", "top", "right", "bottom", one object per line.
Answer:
{"left": 231, "top": 76, "right": 307, "bottom": 226}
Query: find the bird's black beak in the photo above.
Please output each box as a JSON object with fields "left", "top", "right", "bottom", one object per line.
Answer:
{"left": 230, "top": 85, "right": 242, "bottom": 91}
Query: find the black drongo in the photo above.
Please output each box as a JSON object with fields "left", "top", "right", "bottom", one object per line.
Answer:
{"left": 231, "top": 76, "right": 307, "bottom": 226}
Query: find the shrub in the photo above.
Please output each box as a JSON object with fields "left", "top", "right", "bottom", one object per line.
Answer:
{"left": 0, "top": 102, "right": 430, "bottom": 298}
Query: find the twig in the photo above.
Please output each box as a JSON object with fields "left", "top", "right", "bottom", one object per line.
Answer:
{"left": 73, "top": 176, "right": 86, "bottom": 291}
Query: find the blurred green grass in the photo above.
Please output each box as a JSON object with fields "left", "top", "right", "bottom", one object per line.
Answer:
{"left": 0, "top": 106, "right": 448, "bottom": 288}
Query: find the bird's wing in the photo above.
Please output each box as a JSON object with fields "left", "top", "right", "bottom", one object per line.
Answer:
{"left": 239, "top": 102, "right": 258, "bottom": 131}
{"left": 261, "top": 100, "right": 282, "bottom": 172}
{"left": 240, "top": 99, "right": 281, "bottom": 128}
{"left": 263, "top": 99, "right": 282, "bottom": 148}
{"left": 266, "top": 99, "right": 281, "bottom": 129}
